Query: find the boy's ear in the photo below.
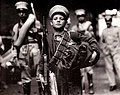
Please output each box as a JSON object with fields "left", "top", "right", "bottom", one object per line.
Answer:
{"left": 50, "top": 21, "right": 53, "bottom": 26}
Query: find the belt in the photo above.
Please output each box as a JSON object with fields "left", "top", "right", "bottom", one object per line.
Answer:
{"left": 27, "top": 37, "right": 37, "bottom": 42}
{"left": 28, "top": 41, "right": 38, "bottom": 43}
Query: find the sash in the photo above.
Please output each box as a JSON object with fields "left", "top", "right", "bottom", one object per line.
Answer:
{"left": 49, "top": 32, "right": 93, "bottom": 71}
{"left": 49, "top": 32, "right": 79, "bottom": 69}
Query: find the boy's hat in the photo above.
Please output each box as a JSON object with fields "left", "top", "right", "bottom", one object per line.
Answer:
{"left": 49, "top": 5, "right": 69, "bottom": 19}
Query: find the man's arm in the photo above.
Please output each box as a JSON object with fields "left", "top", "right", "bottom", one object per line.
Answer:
{"left": 14, "top": 14, "right": 35, "bottom": 47}
{"left": 13, "top": 23, "right": 19, "bottom": 42}
{"left": 1, "top": 49, "right": 17, "bottom": 68}
{"left": 100, "top": 30, "right": 109, "bottom": 55}
{"left": 81, "top": 34, "right": 100, "bottom": 65}
{"left": 87, "top": 25, "right": 95, "bottom": 37}
{"left": 71, "top": 25, "right": 78, "bottom": 32}
{"left": 118, "top": 28, "right": 120, "bottom": 40}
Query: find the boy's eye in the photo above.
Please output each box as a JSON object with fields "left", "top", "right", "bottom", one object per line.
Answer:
{"left": 53, "top": 17, "right": 57, "bottom": 20}
{"left": 17, "top": 9, "right": 28, "bottom": 13}
{"left": 53, "top": 17, "right": 65, "bottom": 20}
{"left": 60, "top": 17, "right": 65, "bottom": 20}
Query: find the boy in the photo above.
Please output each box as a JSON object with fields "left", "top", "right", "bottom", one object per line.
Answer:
{"left": 39, "top": 5, "right": 100, "bottom": 95}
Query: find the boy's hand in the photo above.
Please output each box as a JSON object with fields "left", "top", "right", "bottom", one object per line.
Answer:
{"left": 89, "top": 51, "right": 97, "bottom": 63}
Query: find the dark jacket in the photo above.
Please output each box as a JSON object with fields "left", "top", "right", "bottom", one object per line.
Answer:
{"left": 39, "top": 30, "right": 100, "bottom": 95}
{"left": 39, "top": 30, "right": 100, "bottom": 73}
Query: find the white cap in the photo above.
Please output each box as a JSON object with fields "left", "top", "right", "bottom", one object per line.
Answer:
{"left": 15, "top": 1, "right": 28, "bottom": 10}
{"left": 112, "top": 9, "right": 117, "bottom": 15}
{"left": 75, "top": 9, "right": 85, "bottom": 16}
{"left": 105, "top": 9, "right": 113, "bottom": 16}
{"left": 117, "top": 11, "right": 120, "bottom": 17}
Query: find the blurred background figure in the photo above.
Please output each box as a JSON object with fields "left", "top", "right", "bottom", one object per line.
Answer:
{"left": 71, "top": 9, "right": 96, "bottom": 94}
{"left": 0, "top": 36, "right": 4, "bottom": 92}
{"left": 100, "top": 9, "right": 120, "bottom": 91}
{"left": 64, "top": 17, "right": 71, "bottom": 31}
{"left": 98, "top": 12, "right": 107, "bottom": 38}
{"left": 0, "top": 36, "right": 8, "bottom": 92}
{"left": 112, "top": 9, "right": 120, "bottom": 27}
{"left": 98, "top": 9, "right": 120, "bottom": 38}
{"left": 0, "top": 36, "right": 17, "bottom": 92}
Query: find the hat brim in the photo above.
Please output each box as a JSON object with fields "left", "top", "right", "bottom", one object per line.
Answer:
{"left": 50, "top": 12, "right": 68, "bottom": 19}
{"left": 16, "top": 6, "right": 28, "bottom": 9}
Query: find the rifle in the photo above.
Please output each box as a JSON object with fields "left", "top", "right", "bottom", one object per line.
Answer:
{"left": 38, "top": 2, "right": 58, "bottom": 94}
{"left": 42, "top": 15, "right": 58, "bottom": 95}
{"left": 30, "top": 3, "right": 37, "bottom": 19}
{"left": 42, "top": 15, "right": 49, "bottom": 95}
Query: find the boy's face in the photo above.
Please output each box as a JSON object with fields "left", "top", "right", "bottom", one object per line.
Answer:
{"left": 51, "top": 14, "right": 66, "bottom": 29}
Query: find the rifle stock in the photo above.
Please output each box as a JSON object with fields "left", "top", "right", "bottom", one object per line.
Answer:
{"left": 49, "top": 71, "right": 58, "bottom": 95}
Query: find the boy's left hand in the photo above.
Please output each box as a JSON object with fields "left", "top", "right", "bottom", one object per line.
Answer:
{"left": 89, "top": 51, "right": 97, "bottom": 63}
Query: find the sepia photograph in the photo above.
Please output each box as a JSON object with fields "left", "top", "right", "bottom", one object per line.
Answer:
{"left": 0, "top": 0, "right": 120, "bottom": 95}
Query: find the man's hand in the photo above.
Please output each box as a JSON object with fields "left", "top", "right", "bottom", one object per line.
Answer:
{"left": 36, "top": 74, "right": 44, "bottom": 90}
{"left": 28, "top": 14, "right": 36, "bottom": 21}
{"left": 11, "top": 49, "right": 17, "bottom": 58}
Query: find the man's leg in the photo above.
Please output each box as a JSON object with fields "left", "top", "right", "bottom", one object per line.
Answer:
{"left": 20, "top": 59, "right": 32, "bottom": 95}
{"left": 80, "top": 68, "right": 85, "bottom": 93}
{"left": 31, "top": 44, "right": 43, "bottom": 95}
{"left": 19, "top": 44, "right": 32, "bottom": 95}
{"left": 113, "top": 53, "right": 120, "bottom": 83}
{"left": 86, "top": 67, "right": 94, "bottom": 94}
{"left": 37, "top": 81, "right": 44, "bottom": 95}
{"left": 104, "top": 55, "right": 116, "bottom": 91}
{"left": 23, "top": 82, "right": 31, "bottom": 95}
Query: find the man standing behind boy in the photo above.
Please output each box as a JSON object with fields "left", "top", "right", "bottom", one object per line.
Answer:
{"left": 12, "top": 1, "right": 42, "bottom": 95}
{"left": 71, "top": 9, "right": 96, "bottom": 94}
{"left": 101, "top": 10, "right": 120, "bottom": 91}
